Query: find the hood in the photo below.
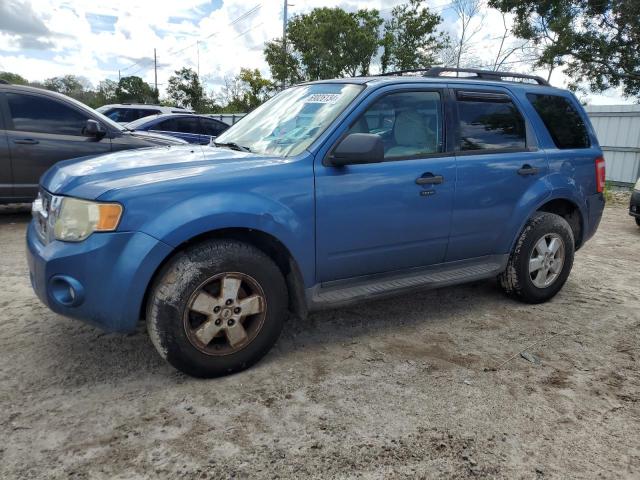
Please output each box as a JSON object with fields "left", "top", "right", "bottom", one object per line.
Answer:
{"left": 123, "top": 129, "right": 188, "bottom": 145}
{"left": 40, "top": 144, "right": 284, "bottom": 199}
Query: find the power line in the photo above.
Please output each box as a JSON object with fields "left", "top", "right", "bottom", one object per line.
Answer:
{"left": 119, "top": 4, "right": 262, "bottom": 78}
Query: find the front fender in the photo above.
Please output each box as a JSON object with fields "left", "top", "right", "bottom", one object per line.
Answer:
{"left": 136, "top": 192, "right": 315, "bottom": 286}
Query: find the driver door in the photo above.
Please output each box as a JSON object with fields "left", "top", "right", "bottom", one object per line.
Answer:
{"left": 314, "top": 88, "right": 455, "bottom": 281}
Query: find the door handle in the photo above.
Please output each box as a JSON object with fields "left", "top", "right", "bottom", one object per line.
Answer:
{"left": 517, "top": 164, "right": 539, "bottom": 176}
{"left": 14, "top": 138, "right": 39, "bottom": 145}
{"left": 416, "top": 174, "right": 444, "bottom": 185}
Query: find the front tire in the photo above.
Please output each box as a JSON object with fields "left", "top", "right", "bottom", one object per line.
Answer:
{"left": 499, "top": 212, "right": 575, "bottom": 304}
{"left": 146, "top": 239, "right": 288, "bottom": 378}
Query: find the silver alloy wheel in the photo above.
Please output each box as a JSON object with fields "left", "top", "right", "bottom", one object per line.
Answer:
{"left": 183, "top": 272, "right": 267, "bottom": 356}
{"left": 528, "top": 233, "right": 565, "bottom": 288}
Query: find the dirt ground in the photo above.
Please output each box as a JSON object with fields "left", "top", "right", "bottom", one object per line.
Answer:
{"left": 0, "top": 203, "right": 638, "bottom": 479}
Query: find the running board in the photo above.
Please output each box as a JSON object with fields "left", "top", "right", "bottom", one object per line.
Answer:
{"left": 307, "top": 255, "right": 508, "bottom": 310}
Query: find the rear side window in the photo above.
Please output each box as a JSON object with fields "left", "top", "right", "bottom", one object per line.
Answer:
{"left": 456, "top": 92, "right": 526, "bottom": 151}
{"left": 201, "top": 118, "right": 228, "bottom": 136}
{"left": 527, "top": 93, "right": 590, "bottom": 149}
{"left": 7, "top": 93, "right": 88, "bottom": 136}
{"left": 155, "top": 118, "right": 178, "bottom": 131}
{"left": 174, "top": 117, "right": 201, "bottom": 134}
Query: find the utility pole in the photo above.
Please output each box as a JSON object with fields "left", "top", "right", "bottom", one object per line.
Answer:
{"left": 153, "top": 48, "right": 158, "bottom": 93}
{"left": 197, "top": 41, "right": 200, "bottom": 78}
{"left": 282, "top": 0, "right": 288, "bottom": 90}
{"left": 118, "top": 69, "right": 121, "bottom": 81}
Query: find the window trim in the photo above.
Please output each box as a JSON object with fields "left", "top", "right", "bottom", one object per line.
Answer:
{"left": 452, "top": 88, "right": 537, "bottom": 155}
{"left": 324, "top": 88, "right": 450, "bottom": 166}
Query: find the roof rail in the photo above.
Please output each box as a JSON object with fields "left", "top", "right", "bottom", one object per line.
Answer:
{"left": 380, "top": 67, "right": 550, "bottom": 86}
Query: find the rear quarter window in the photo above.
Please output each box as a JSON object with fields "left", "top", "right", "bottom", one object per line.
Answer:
{"left": 527, "top": 93, "right": 590, "bottom": 149}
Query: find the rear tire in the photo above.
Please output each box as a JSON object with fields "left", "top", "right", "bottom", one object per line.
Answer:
{"left": 499, "top": 212, "right": 575, "bottom": 304}
{"left": 635, "top": 217, "right": 640, "bottom": 227}
{"left": 146, "top": 239, "right": 288, "bottom": 378}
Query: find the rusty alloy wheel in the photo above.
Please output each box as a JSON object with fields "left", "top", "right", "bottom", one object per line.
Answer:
{"left": 183, "top": 272, "right": 267, "bottom": 356}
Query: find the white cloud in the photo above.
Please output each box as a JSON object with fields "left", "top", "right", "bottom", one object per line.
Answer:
{"left": 0, "top": 0, "right": 630, "bottom": 105}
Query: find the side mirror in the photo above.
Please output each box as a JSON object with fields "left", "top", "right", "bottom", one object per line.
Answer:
{"left": 83, "top": 119, "right": 106, "bottom": 139}
{"left": 326, "top": 133, "right": 384, "bottom": 167}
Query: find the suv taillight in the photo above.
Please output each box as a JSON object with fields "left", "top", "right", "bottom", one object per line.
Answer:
{"left": 595, "top": 156, "right": 605, "bottom": 193}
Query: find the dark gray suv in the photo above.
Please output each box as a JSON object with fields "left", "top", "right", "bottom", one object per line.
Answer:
{"left": 0, "top": 83, "right": 186, "bottom": 203}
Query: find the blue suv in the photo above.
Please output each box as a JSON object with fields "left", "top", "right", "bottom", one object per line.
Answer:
{"left": 27, "top": 68, "right": 606, "bottom": 377}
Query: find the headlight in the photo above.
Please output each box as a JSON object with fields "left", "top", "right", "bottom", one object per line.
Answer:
{"left": 53, "top": 197, "right": 123, "bottom": 242}
{"left": 635, "top": 177, "right": 640, "bottom": 191}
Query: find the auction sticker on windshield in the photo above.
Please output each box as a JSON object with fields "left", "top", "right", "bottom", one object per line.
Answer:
{"left": 305, "top": 93, "right": 341, "bottom": 104}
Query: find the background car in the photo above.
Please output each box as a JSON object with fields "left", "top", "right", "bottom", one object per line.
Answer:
{"left": 0, "top": 83, "right": 186, "bottom": 204}
{"left": 96, "top": 103, "right": 193, "bottom": 124}
{"left": 630, "top": 176, "right": 640, "bottom": 227}
{"left": 125, "top": 113, "right": 229, "bottom": 145}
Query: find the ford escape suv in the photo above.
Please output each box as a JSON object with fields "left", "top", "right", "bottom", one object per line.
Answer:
{"left": 27, "top": 68, "right": 606, "bottom": 377}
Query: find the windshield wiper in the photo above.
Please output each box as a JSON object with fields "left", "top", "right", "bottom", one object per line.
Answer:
{"left": 213, "top": 141, "right": 251, "bottom": 153}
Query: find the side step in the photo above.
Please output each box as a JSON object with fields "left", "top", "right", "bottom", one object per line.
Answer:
{"left": 307, "top": 255, "right": 508, "bottom": 310}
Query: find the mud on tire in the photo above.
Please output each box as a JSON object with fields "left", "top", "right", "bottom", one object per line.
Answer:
{"left": 146, "top": 239, "right": 288, "bottom": 378}
{"left": 499, "top": 212, "right": 575, "bottom": 304}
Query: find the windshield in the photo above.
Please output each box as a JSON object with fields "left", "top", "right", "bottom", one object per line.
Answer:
{"left": 214, "top": 83, "right": 363, "bottom": 156}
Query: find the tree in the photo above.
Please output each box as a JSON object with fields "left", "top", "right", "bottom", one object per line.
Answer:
{"left": 166, "top": 68, "right": 207, "bottom": 112}
{"left": 450, "top": 0, "right": 485, "bottom": 70}
{"left": 265, "top": 7, "right": 384, "bottom": 83}
{"left": 43, "top": 75, "right": 89, "bottom": 95}
{"left": 95, "top": 79, "right": 118, "bottom": 106}
{"left": 218, "top": 68, "right": 275, "bottom": 112}
{"left": 0, "top": 71, "right": 28, "bottom": 85}
{"left": 116, "top": 75, "right": 158, "bottom": 104}
{"left": 381, "top": 0, "right": 449, "bottom": 72}
{"left": 489, "top": 0, "right": 640, "bottom": 97}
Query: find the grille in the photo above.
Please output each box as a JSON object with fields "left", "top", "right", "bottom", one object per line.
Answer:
{"left": 32, "top": 189, "right": 55, "bottom": 244}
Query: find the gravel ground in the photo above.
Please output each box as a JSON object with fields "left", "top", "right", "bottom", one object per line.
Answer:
{"left": 0, "top": 203, "right": 638, "bottom": 479}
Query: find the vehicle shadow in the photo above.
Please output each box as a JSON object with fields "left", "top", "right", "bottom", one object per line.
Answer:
{"left": 0, "top": 203, "right": 31, "bottom": 225}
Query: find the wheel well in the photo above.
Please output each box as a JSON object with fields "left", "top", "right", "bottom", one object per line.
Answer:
{"left": 141, "top": 228, "right": 307, "bottom": 322}
{"left": 537, "top": 199, "right": 583, "bottom": 249}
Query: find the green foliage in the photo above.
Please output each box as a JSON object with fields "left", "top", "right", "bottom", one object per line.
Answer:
{"left": 489, "top": 0, "right": 640, "bottom": 97}
{"left": 381, "top": 0, "right": 449, "bottom": 72}
{"left": 218, "top": 68, "right": 275, "bottom": 113}
{"left": 166, "top": 68, "right": 209, "bottom": 112}
{"left": 0, "top": 71, "right": 28, "bottom": 85}
{"left": 264, "top": 2, "right": 447, "bottom": 83}
{"left": 116, "top": 75, "right": 158, "bottom": 104}
{"left": 265, "top": 7, "right": 386, "bottom": 83}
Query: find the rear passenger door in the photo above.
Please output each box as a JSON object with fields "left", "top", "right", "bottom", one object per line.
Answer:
{"left": 446, "top": 87, "right": 548, "bottom": 261}
{"left": 0, "top": 95, "right": 12, "bottom": 199}
{"left": 3, "top": 91, "right": 112, "bottom": 199}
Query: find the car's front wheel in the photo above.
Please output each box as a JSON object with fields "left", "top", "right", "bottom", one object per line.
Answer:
{"left": 146, "top": 239, "right": 287, "bottom": 377}
{"left": 499, "top": 212, "right": 575, "bottom": 304}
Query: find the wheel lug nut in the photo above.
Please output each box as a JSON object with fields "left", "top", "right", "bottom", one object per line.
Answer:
{"left": 213, "top": 306, "right": 221, "bottom": 313}
{"left": 227, "top": 319, "right": 235, "bottom": 326}
{"left": 234, "top": 307, "right": 241, "bottom": 314}
{"left": 215, "top": 319, "right": 222, "bottom": 326}
{"left": 225, "top": 299, "right": 233, "bottom": 306}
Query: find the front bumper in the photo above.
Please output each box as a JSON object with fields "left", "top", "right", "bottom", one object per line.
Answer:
{"left": 629, "top": 190, "right": 640, "bottom": 218}
{"left": 27, "top": 221, "right": 173, "bottom": 332}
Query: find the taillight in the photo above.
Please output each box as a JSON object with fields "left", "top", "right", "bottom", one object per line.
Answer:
{"left": 595, "top": 156, "right": 605, "bottom": 193}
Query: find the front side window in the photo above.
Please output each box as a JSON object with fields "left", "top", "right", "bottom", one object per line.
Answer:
{"left": 7, "top": 93, "right": 89, "bottom": 136}
{"left": 174, "top": 117, "right": 201, "bottom": 134}
{"left": 215, "top": 83, "right": 363, "bottom": 157}
{"left": 201, "top": 118, "right": 228, "bottom": 136}
{"left": 457, "top": 93, "right": 526, "bottom": 151}
{"left": 347, "top": 91, "right": 443, "bottom": 159}
{"left": 527, "top": 93, "right": 590, "bottom": 149}
{"left": 154, "top": 118, "right": 178, "bottom": 132}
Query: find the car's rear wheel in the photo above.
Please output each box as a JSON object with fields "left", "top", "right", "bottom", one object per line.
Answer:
{"left": 146, "top": 239, "right": 287, "bottom": 377}
{"left": 499, "top": 212, "right": 575, "bottom": 304}
{"left": 635, "top": 217, "right": 640, "bottom": 227}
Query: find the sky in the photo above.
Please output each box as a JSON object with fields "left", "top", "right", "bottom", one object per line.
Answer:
{"left": 0, "top": 0, "right": 632, "bottom": 105}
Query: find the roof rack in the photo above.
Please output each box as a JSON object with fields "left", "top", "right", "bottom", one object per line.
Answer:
{"left": 380, "top": 67, "right": 550, "bottom": 86}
